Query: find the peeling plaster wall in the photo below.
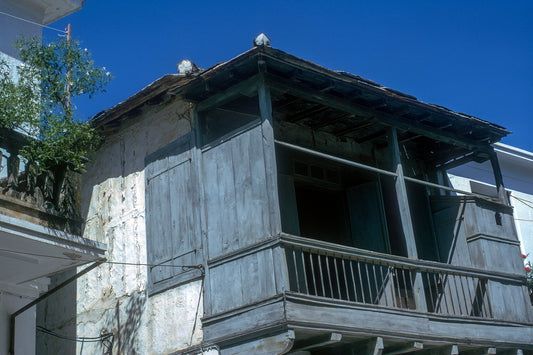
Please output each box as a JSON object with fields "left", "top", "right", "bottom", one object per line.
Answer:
{"left": 37, "top": 99, "right": 205, "bottom": 354}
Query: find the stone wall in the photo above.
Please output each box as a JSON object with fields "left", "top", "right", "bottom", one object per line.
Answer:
{"left": 37, "top": 99, "right": 205, "bottom": 354}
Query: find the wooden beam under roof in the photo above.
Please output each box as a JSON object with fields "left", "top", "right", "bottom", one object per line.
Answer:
{"left": 287, "top": 104, "right": 329, "bottom": 123}
{"left": 333, "top": 120, "right": 375, "bottom": 137}
{"left": 385, "top": 341, "right": 424, "bottom": 355}
{"left": 309, "top": 112, "right": 356, "bottom": 130}
{"left": 291, "top": 332, "right": 342, "bottom": 352}
{"left": 264, "top": 73, "right": 493, "bottom": 153}
{"left": 195, "top": 74, "right": 260, "bottom": 112}
{"left": 353, "top": 337, "right": 384, "bottom": 355}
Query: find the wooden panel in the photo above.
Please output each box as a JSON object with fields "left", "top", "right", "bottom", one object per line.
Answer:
{"left": 145, "top": 135, "right": 202, "bottom": 290}
{"left": 210, "top": 260, "right": 244, "bottom": 314}
{"left": 430, "top": 197, "right": 471, "bottom": 267}
{"left": 209, "top": 247, "right": 278, "bottom": 314}
{"left": 147, "top": 167, "right": 172, "bottom": 283}
{"left": 202, "top": 124, "right": 271, "bottom": 257}
{"left": 258, "top": 80, "right": 282, "bottom": 236}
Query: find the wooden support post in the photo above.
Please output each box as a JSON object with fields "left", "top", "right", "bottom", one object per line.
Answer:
{"left": 389, "top": 127, "right": 427, "bottom": 312}
{"left": 257, "top": 76, "right": 282, "bottom": 235}
{"left": 389, "top": 127, "right": 417, "bottom": 259}
{"left": 385, "top": 341, "right": 423, "bottom": 355}
{"left": 489, "top": 148, "right": 509, "bottom": 206}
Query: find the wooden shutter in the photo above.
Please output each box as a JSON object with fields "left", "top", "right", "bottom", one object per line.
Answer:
{"left": 145, "top": 133, "right": 202, "bottom": 292}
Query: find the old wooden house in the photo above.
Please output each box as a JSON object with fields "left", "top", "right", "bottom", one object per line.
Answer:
{"left": 39, "top": 35, "right": 532, "bottom": 354}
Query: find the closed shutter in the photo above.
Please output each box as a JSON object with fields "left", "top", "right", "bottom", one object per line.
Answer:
{"left": 145, "top": 133, "right": 202, "bottom": 292}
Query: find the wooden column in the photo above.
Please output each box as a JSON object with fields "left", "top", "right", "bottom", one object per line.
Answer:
{"left": 389, "top": 127, "right": 427, "bottom": 312}
{"left": 389, "top": 127, "right": 418, "bottom": 259}
{"left": 257, "top": 76, "right": 282, "bottom": 235}
{"left": 489, "top": 148, "right": 509, "bottom": 206}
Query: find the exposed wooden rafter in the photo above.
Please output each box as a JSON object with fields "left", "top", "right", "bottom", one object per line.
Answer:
{"left": 264, "top": 73, "right": 492, "bottom": 153}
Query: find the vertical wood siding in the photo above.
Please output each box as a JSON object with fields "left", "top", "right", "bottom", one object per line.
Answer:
{"left": 202, "top": 124, "right": 272, "bottom": 258}
{"left": 145, "top": 134, "right": 202, "bottom": 290}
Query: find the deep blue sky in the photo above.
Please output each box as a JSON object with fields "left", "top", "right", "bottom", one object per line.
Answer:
{"left": 44, "top": 1, "right": 532, "bottom": 151}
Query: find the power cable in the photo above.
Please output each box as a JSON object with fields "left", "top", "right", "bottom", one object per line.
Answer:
{"left": 37, "top": 326, "right": 113, "bottom": 343}
{"left": 511, "top": 195, "right": 533, "bottom": 210}
{"left": 0, "top": 247, "right": 204, "bottom": 271}
{"left": 0, "top": 10, "right": 67, "bottom": 33}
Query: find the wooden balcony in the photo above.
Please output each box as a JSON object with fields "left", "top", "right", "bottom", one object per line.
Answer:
{"left": 280, "top": 234, "right": 527, "bottom": 321}
{"left": 0, "top": 128, "right": 105, "bottom": 290}
{"left": 202, "top": 234, "right": 533, "bottom": 353}
{"left": 0, "top": 128, "right": 81, "bottom": 234}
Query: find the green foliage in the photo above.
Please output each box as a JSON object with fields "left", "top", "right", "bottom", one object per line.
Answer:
{"left": 0, "top": 37, "right": 111, "bottom": 171}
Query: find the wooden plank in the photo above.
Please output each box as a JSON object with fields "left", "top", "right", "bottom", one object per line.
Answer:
{"left": 192, "top": 108, "right": 213, "bottom": 314}
{"left": 389, "top": 127, "right": 417, "bottom": 259}
{"left": 148, "top": 165, "right": 173, "bottom": 283}
{"left": 273, "top": 245, "right": 289, "bottom": 294}
{"left": 217, "top": 141, "right": 238, "bottom": 254}
{"left": 248, "top": 125, "right": 272, "bottom": 239}
{"left": 232, "top": 131, "right": 255, "bottom": 248}
{"left": 203, "top": 146, "right": 224, "bottom": 257}
{"left": 258, "top": 77, "right": 282, "bottom": 236}
{"left": 241, "top": 252, "right": 260, "bottom": 305}
{"left": 231, "top": 125, "right": 271, "bottom": 247}
{"left": 389, "top": 127, "right": 428, "bottom": 313}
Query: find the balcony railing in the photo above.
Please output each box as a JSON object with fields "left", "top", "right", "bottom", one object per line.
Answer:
{"left": 0, "top": 128, "right": 81, "bottom": 233}
{"left": 280, "top": 234, "right": 524, "bottom": 320}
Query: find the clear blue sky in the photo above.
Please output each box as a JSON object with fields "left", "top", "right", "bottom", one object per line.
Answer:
{"left": 44, "top": 0, "right": 532, "bottom": 151}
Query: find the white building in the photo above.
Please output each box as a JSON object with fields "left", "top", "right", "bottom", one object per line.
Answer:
{"left": 449, "top": 143, "right": 533, "bottom": 266}
{"left": 0, "top": 1, "right": 106, "bottom": 354}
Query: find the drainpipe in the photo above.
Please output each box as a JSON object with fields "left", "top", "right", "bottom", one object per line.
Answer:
{"left": 9, "top": 260, "right": 105, "bottom": 355}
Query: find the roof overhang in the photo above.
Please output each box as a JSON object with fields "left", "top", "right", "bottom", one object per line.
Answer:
{"left": 92, "top": 45, "right": 510, "bottom": 165}
{"left": 0, "top": 212, "right": 106, "bottom": 286}
{"left": 6, "top": 0, "right": 86, "bottom": 25}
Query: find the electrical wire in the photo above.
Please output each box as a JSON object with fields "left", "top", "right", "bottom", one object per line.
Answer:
{"left": 37, "top": 325, "right": 113, "bottom": 343}
{"left": 0, "top": 10, "right": 67, "bottom": 33}
{"left": 511, "top": 195, "right": 533, "bottom": 210}
{"left": 0, "top": 247, "right": 204, "bottom": 271}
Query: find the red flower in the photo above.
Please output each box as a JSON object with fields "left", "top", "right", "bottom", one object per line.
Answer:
{"left": 522, "top": 253, "right": 527, "bottom": 259}
{"left": 526, "top": 266, "right": 531, "bottom": 272}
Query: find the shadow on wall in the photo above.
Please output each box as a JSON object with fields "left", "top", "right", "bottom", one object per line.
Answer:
{"left": 106, "top": 291, "right": 147, "bottom": 355}
{"left": 36, "top": 279, "right": 147, "bottom": 354}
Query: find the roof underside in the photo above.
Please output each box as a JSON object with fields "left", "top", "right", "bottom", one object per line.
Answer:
{"left": 94, "top": 45, "right": 509, "bottom": 166}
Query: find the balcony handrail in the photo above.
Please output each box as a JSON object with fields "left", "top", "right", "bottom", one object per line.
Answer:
{"left": 278, "top": 233, "right": 526, "bottom": 285}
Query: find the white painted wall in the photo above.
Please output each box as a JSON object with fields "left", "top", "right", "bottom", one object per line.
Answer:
{"left": 0, "top": 0, "right": 42, "bottom": 59}
{"left": 1, "top": 289, "right": 35, "bottom": 355}
{"left": 449, "top": 143, "right": 533, "bottom": 266}
{"left": 38, "top": 99, "right": 206, "bottom": 354}
{"left": 1, "top": 2, "right": 85, "bottom": 354}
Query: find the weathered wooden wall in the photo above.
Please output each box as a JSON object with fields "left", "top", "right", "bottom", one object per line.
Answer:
{"left": 201, "top": 119, "right": 282, "bottom": 315}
